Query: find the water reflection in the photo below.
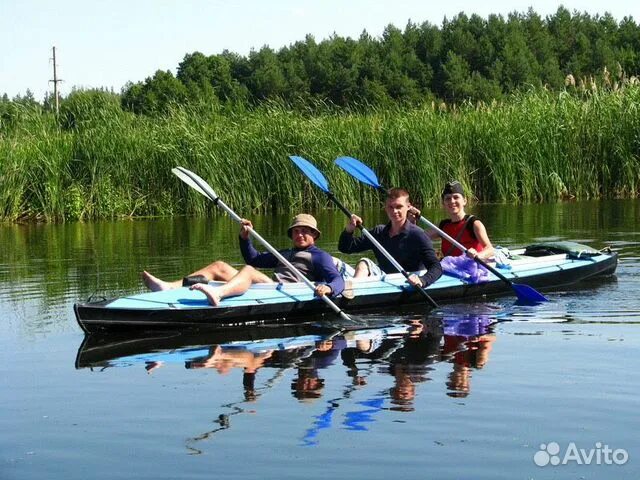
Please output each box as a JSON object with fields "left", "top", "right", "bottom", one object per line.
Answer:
{"left": 76, "top": 311, "right": 503, "bottom": 448}
{"left": 2, "top": 201, "right": 639, "bottom": 477}
{"left": 442, "top": 316, "right": 495, "bottom": 398}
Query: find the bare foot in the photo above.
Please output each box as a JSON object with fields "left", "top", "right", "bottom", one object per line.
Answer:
{"left": 142, "top": 271, "right": 174, "bottom": 292}
{"left": 190, "top": 283, "right": 222, "bottom": 306}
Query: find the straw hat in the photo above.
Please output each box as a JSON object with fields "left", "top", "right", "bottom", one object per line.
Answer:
{"left": 287, "top": 214, "right": 321, "bottom": 238}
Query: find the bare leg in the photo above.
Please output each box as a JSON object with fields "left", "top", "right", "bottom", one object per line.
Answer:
{"left": 190, "top": 265, "right": 274, "bottom": 306}
{"left": 142, "top": 271, "right": 181, "bottom": 291}
{"left": 143, "top": 260, "right": 273, "bottom": 292}
{"left": 190, "top": 261, "right": 240, "bottom": 282}
{"left": 191, "top": 260, "right": 273, "bottom": 283}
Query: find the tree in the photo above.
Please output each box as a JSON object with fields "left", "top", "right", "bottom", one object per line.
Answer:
{"left": 415, "top": 21, "right": 442, "bottom": 95}
{"left": 379, "top": 24, "right": 421, "bottom": 103}
{"left": 59, "top": 88, "right": 122, "bottom": 130}
{"left": 277, "top": 42, "right": 311, "bottom": 104}
{"left": 442, "top": 51, "right": 471, "bottom": 102}
{"left": 12, "top": 89, "right": 39, "bottom": 106}
{"left": 522, "top": 8, "right": 563, "bottom": 88}
{"left": 247, "top": 46, "right": 287, "bottom": 101}
{"left": 121, "top": 70, "right": 188, "bottom": 115}
{"left": 548, "top": 6, "right": 577, "bottom": 69}
{"left": 118, "top": 7, "right": 640, "bottom": 113}
{"left": 617, "top": 17, "right": 640, "bottom": 74}
{"left": 499, "top": 21, "right": 541, "bottom": 89}
{"left": 177, "top": 51, "right": 216, "bottom": 102}
{"left": 325, "top": 35, "right": 359, "bottom": 105}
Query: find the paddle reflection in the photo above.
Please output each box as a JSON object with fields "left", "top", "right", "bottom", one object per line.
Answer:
{"left": 75, "top": 312, "right": 497, "bottom": 449}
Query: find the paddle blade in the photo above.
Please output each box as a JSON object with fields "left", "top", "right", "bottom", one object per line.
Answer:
{"left": 335, "top": 156, "right": 384, "bottom": 191}
{"left": 289, "top": 156, "right": 330, "bottom": 193}
{"left": 512, "top": 283, "right": 549, "bottom": 304}
{"left": 172, "top": 167, "right": 218, "bottom": 202}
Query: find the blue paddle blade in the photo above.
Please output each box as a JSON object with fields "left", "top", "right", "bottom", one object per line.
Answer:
{"left": 335, "top": 156, "right": 383, "bottom": 190}
{"left": 289, "top": 156, "right": 330, "bottom": 193}
{"left": 513, "top": 283, "right": 549, "bottom": 304}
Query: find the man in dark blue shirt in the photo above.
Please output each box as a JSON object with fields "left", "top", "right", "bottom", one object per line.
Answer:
{"left": 143, "top": 214, "right": 344, "bottom": 305}
{"left": 338, "top": 188, "right": 442, "bottom": 288}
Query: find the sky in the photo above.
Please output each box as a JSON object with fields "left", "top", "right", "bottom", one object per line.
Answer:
{"left": 1, "top": 0, "right": 638, "bottom": 101}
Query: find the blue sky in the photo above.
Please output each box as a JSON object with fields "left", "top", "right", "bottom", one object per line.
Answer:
{"left": 1, "top": 0, "right": 638, "bottom": 101}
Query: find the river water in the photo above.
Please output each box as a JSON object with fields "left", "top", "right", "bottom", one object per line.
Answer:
{"left": 1, "top": 200, "right": 638, "bottom": 479}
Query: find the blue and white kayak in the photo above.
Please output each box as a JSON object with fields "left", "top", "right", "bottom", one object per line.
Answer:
{"left": 74, "top": 242, "right": 617, "bottom": 333}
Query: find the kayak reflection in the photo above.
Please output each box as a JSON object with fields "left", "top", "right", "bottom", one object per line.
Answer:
{"left": 75, "top": 311, "right": 498, "bottom": 449}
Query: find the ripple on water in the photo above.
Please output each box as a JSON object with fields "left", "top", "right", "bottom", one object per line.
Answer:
{"left": 496, "top": 301, "right": 640, "bottom": 325}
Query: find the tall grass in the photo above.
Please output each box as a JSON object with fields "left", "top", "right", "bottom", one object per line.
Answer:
{"left": 1, "top": 87, "right": 639, "bottom": 221}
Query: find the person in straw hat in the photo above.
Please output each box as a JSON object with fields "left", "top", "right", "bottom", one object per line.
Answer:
{"left": 142, "top": 214, "right": 344, "bottom": 306}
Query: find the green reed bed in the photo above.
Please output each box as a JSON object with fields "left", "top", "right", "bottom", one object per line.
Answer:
{"left": 0, "top": 104, "right": 75, "bottom": 220}
{"left": 1, "top": 87, "right": 639, "bottom": 221}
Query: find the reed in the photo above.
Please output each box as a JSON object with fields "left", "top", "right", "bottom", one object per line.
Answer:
{"left": 1, "top": 87, "right": 639, "bottom": 221}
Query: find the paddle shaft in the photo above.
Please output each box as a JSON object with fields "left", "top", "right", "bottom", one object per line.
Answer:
{"left": 327, "top": 192, "right": 439, "bottom": 308}
{"left": 177, "top": 168, "right": 351, "bottom": 321}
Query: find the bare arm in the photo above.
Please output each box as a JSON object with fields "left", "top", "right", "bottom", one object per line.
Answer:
{"left": 470, "top": 220, "right": 494, "bottom": 260}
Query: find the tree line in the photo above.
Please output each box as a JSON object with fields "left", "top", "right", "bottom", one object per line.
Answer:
{"left": 3, "top": 7, "right": 639, "bottom": 115}
{"left": 114, "top": 7, "right": 640, "bottom": 115}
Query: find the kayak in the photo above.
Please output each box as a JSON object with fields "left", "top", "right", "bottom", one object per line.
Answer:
{"left": 74, "top": 241, "right": 617, "bottom": 334}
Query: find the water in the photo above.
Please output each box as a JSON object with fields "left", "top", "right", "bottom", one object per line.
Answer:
{"left": 1, "top": 200, "right": 639, "bottom": 479}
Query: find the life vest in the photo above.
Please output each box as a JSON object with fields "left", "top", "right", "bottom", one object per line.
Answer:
{"left": 439, "top": 215, "right": 483, "bottom": 256}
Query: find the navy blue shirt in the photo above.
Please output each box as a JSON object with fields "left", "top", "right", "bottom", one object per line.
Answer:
{"left": 338, "top": 221, "right": 442, "bottom": 287}
{"left": 240, "top": 237, "right": 344, "bottom": 296}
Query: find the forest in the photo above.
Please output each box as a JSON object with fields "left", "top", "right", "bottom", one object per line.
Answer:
{"left": 117, "top": 7, "right": 640, "bottom": 114}
{"left": 1, "top": 7, "right": 639, "bottom": 221}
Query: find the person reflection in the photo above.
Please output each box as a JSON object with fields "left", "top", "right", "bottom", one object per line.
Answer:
{"left": 388, "top": 364, "right": 419, "bottom": 412}
{"left": 441, "top": 315, "right": 495, "bottom": 398}
{"left": 383, "top": 318, "right": 444, "bottom": 412}
{"left": 291, "top": 338, "right": 347, "bottom": 401}
{"left": 340, "top": 327, "right": 408, "bottom": 387}
{"left": 186, "top": 345, "right": 275, "bottom": 401}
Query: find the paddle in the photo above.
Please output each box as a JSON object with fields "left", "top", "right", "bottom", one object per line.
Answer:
{"left": 289, "top": 156, "right": 439, "bottom": 308}
{"left": 171, "top": 166, "right": 353, "bottom": 322}
{"left": 334, "top": 156, "right": 549, "bottom": 304}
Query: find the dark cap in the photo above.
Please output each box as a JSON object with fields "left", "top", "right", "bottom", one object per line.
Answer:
{"left": 441, "top": 181, "right": 465, "bottom": 198}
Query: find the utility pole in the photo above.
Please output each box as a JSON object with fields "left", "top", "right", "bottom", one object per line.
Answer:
{"left": 49, "top": 46, "right": 62, "bottom": 114}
